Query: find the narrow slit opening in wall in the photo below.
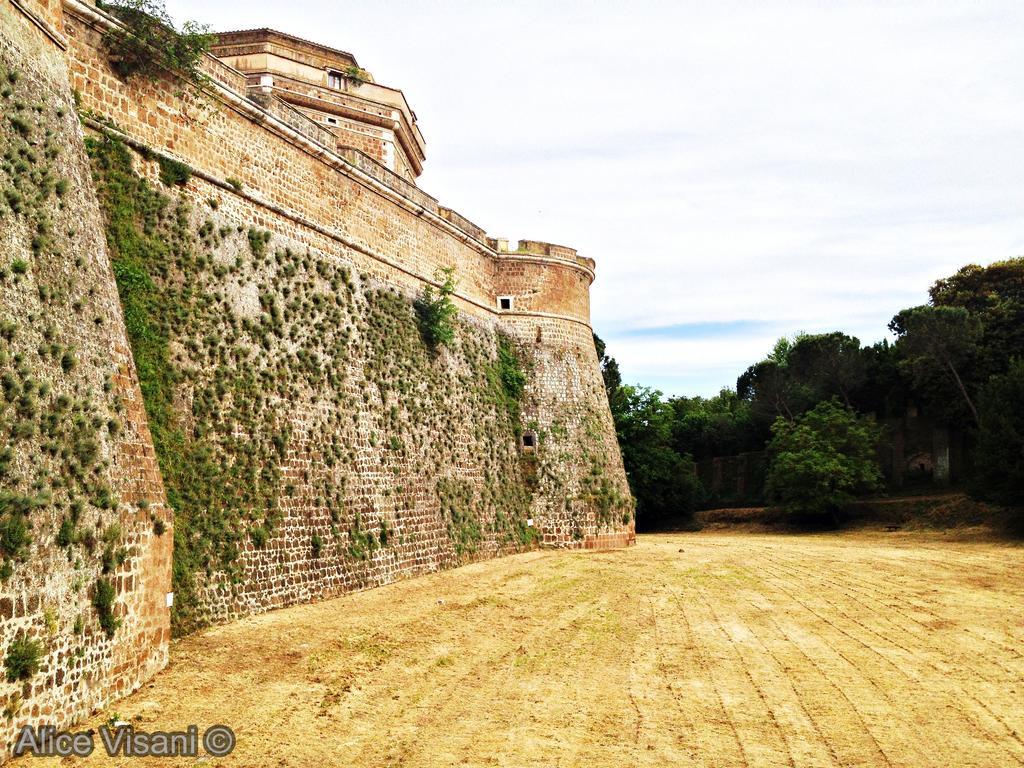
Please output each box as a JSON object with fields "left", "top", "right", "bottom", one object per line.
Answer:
{"left": 498, "top": 296, "right": 512, "bottom": 311}
{"left": 325, "top": 116, "right": 338, "bottom": 125}
{"left": 521, "top": 432, "right": 537, "bottom": 453}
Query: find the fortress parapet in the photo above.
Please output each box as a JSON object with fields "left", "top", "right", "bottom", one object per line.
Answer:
{"left": 490, "top": 239, "right": 595, "bottom": 324}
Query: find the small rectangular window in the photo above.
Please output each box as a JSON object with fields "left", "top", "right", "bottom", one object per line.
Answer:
{"left": 327, "top": 71, "right": 343, "bottom": 89}
{"left": 498, "top": 296, "right": 512, "bottom": 311}
{"left": 522, "top": 432, "right": 537, "bottom": 454}
{"left": 325, "top": 116, "right": 338, "bottom": 125}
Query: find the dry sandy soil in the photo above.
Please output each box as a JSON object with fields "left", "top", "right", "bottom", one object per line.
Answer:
{"left": 26, "top": 531, "right": 1024, "bottom": 767}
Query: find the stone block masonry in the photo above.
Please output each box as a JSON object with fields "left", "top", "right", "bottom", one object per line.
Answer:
{"left": 0, "top": 0, "right": 171, "bottom": 760}
{"left": 0, "top": 0, "right": 633, "bottom": 757}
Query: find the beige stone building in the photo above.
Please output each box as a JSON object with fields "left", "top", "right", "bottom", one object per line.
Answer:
{"left": 211, "top": 29, "right": 426, "bottom": 182}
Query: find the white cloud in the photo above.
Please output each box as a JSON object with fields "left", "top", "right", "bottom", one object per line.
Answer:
{"left": 167, "top": 0, "right": 1024, "bottom": 395}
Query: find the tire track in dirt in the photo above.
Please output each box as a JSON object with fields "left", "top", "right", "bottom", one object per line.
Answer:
{"left": 759, "top": 547, "right": 1024, "bottom": 741}
{"left": 747, "top": 560, "right": 973, "bottom": 768}
{"left": 788, "top": 542, "right": 1024, "bottom": 643}
{"left": 625, "top": 556, "right": 703, "bottom": 766}
{"left": 761, "top": 547, "right": 1024, "bottom": 682}
{"left": 686, "top": 583, "right": 799, "bottom": 767}
{"left": 713, "top": 586, "right": 845, "bottom": 768}
{"left": 669, "top": 551, "right": 899, "bottom": 768}
{"left": 703, "top": 538, "right": 1001, "bottom": 764}
{"left": 351, "top": 565, "right": 627, "bottom": 767}
{"left": 21, "top": 532, "right": 1024, "bottom": 768}
{"left": 753, "top": 546, "right": 1024, "bottom": 766}
{"left": 658, "top": 570, "right": 752, "bottom": 768}
{"left": 804, "top": 551, "right": 1024, "bottom": 662}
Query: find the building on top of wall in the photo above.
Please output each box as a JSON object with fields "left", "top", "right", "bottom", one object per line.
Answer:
{"left": 210, "top": 28, "right": 427, "bottom": 182}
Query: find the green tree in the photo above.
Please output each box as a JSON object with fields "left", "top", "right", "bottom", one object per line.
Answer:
{"left": 613, "top": 386, "right": 699, "bottom": 528}
{"left": 100, "top": 0, "right": 215, "bottom": 84}
{"left": 970, "top": 359, "right": 1024, "bottom": 510}
{"left": 765, "top": 400, "right": 883, "bottom": 521}
{"left": 414, "top": 267, "right": 458, "bottom": 349}
{"left": 853, "top": 339, "right": 915, "bottom": 418}
{"left": 593, "top": 333, "right": 622, "bottom": 397}
{"left": 889, "top": 305, "right": 982, "bottom": 426}
{"left": 787, "top": 332, "right": 867, "bottom": 409}
{"left": 668, "top": 388, "right": 765, "bottom": 461}
{"left": 930, "top": 257, "right": 1024, "bottom": 382}
{"left": 737, "top": 335, "right": 817, "bottom": 421}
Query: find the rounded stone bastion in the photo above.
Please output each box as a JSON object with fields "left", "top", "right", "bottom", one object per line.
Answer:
{"left": 488, "top": 239, "right": 635, "bottom": 550}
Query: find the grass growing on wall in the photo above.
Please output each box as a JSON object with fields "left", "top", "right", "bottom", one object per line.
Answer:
{"left": 83, "top": 120, "right": 633, "bottom": 633}
{"left": 490, "top": 333, "right": 527, "bottom": 431}
{"left": 86, "top": 133, "right": 543, "bottom": 633}
{"left": 0, "top": 53, "right": 171, "bottom": 690}
{"left": 87, "top": 134, "right": 287, "bottom": 634}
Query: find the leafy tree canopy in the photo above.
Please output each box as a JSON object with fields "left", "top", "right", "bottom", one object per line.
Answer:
{"left": 765, "top": 400, "right": 883, "bottom": 520}
{"left": 970, "top": 359, "right": 1024, "bottom": 510}
{"left": 668, "top": 388, "right": 765, "bottom": 461}
{"left": 930, "top": 257, "right": 1024, "bottom": 382}
{"left": 612, "top": 386, "right": 699, "bottom": 528}
{"left": 889, "top": 305, "right": 982, "bottom": 425}
{"left": 99, "top": 0, "right": 215, "bottom": 84}
{"left": 593, "top": 333, "right": 622, "bottom": 397}
{"left": 787, "top": 332, "right": 867, "bottom": 409}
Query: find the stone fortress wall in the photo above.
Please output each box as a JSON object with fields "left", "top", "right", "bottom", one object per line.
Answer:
{"left": 1, "top": 0, "right": 172, "bottom": 758}
{"left": 0, "top": 0, "right": 633, "bottom": 756}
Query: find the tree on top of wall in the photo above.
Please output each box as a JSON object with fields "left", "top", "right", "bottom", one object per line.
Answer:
{"left": 98, "top": 0, "right": 215, "bottom": 85}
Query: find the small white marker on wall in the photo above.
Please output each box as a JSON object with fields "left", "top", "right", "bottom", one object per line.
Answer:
{"left": 526, "top": 519, "right": 534, "bottom": 528}
{"left": 165, "top": 592, "right": 174, "bottom": 608}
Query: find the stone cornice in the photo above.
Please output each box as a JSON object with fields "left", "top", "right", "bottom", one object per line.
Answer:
{"left": 8, "top": 0, "right": 68, "bottom": 49}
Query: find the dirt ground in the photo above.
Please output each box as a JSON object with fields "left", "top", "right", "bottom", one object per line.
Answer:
{"left": 25, "top": 530, "right": 1024, "bottom": 767}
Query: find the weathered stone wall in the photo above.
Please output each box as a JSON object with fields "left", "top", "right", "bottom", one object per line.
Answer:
{"left": 83, "top": 132, "right": 632, "bottom": 633}
{"left": 0, "top": 1, "right": 632, "bottom": 747}
{"left": 54, "top": 1, "right": 630, "bottom": 626}
{"left": 493, "top": 250, "right": 593, "bottom": 320}
{"left": 62, "top": 3, "right": 508, "bottom": 311}
{"left": 0, "top": 1, "right": 171, "bottom": 759}
{"left": 503, "top": 316, "right": 634, "bottom": 549}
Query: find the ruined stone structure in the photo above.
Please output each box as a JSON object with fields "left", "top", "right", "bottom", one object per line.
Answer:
{"left": 880, "top": 406, "right": 964, "bottom": 490}
{"left": 1, "top": 0, "right": 632, "bottom": 757}
{"left": 695, "top": 408, "right": 966, "bottom": 509}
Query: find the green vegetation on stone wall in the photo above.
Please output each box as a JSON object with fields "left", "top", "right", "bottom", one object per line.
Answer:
{"left": 489, "top": 333, "right": 526, "bottom": 431}
{"left": 86, "top": 133, "right": 546, "bottom": 631}
{"left": 3, "top": 635, "right": 42, "bottom": 683}
{"left": 98, "top": 0, "right": 215, "bottom": 86}
{"left": 414, "top": 267, "right": 458, "bottom": 349}
{"left": 360, "top": 286, "right": 535, "bottom": 554}
{"left": 87, "top": 134, "right": 289, "bottom": 634}
{"left": 0, "top": 57, "right": 135, "bottom": 647}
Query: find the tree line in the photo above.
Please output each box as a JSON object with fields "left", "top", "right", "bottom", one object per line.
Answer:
{"left": 596, "top": 257, "right": 1024, "bottom": 528}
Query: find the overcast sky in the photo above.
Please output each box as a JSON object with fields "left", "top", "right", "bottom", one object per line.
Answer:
{"left": 166, "top": 0, "right": 1024, "bottom": 397}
